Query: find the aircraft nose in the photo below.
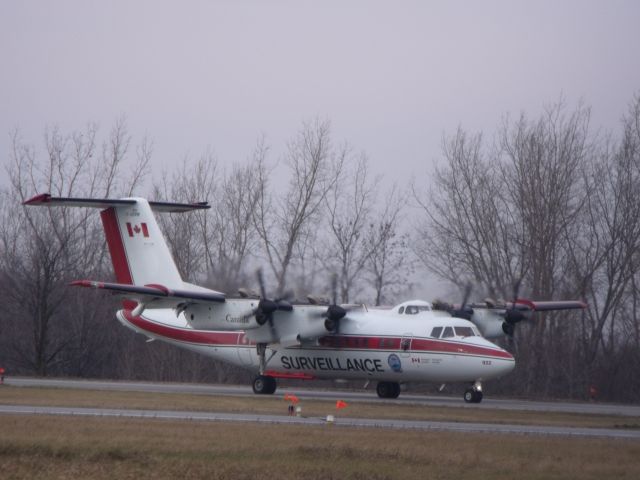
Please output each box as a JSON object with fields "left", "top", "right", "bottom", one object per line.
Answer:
{"left": 499, "top": 349, "right": 516, "bottom": 374}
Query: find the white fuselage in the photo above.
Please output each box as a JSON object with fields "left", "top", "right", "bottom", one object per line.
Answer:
{"left": 117, "top": 301, "right": 515, "bottom": 384}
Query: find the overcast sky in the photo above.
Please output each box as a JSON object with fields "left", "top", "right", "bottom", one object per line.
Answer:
{"left": 2, "top": 0, "right": 639, "bottom": 188}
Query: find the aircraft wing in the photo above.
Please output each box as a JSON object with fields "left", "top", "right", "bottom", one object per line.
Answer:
{"left": 70, "top": 280, "right": 225, "bottom": 308}
{"left": 512, "top": 299, "right": 587, "bottom": 311}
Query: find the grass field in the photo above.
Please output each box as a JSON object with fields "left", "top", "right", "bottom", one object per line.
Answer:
{"left": 2, "top": 385, "right": 640, "bottom": 479}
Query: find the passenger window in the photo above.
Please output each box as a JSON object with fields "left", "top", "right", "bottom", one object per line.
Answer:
{"left": 454, "top": 326, "right": 475, "bottom": 337}
{"left": 431, "top": 327, "right": 443, "bottom": 338}
{"left": 442, "top": 326, "right": 454, "bottom": 338}
{"left": 398, "top": 306, "right": 405, "bottom": 314}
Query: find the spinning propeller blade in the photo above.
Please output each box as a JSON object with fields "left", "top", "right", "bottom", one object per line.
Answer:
{"left": 309, "top": 274, "right": 347, "bottom": 333}
{"left": 503, "top": 278, "right": 528, "bottom": 330}
{"left": 252, "top": 268, "right": 290, "bottom": 328}
{"left": 451, "top": 282, "right": 474, "bottom": 320}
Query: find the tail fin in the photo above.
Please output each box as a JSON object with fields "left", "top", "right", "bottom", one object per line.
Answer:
{"left": 99, "top": 199, "right": 183, "bottom": 287}
{"left": 24, "top": 194, "right": 209, "bottom": 288}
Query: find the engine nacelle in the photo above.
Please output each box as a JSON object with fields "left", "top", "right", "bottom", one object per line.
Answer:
{"left": 470, "top": 309, "right": 510, "bottom": 339}
{"left": 272, "top": 319, "right": 333, "bottom": 347}
{"left": 183, "top": 302, "right": 262, "bottom": 330}
{"left": 245, "top": 306, "right": 336, "bottom": 345}
{"left": 296, "top": 317, "right": 334, "bottom": 341}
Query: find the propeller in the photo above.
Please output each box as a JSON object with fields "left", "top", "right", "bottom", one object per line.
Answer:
{"left": 450, "top": 282, "right": 474, "bottom": 320}
{"left": 501, "top": 278, "right": 529, "bottom": 335}
{"left": 309, "top": 274, "right": 347, "bottom": 333}
{"left": 253, "top": 269, "right": 292, "bottom": 327}
{"left": 324, "top": 274, "right": 347, "bottom": 332}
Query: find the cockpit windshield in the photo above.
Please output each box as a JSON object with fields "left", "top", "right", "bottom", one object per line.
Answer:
{"left": 404, "top": 305, "right": 431, "bottom": 314}
{"left": 430, "top": 325, "right": 480, "bottom": 338}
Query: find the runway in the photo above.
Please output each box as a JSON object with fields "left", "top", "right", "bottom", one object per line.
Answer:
{"left": 6, "top": 376, "right": 640, "bottom": 417}
{"left": 2, "top": 403, "right": 640, "bottom": 439}
{"left": 3, "top": 377, "right": 640, "bottom": 439}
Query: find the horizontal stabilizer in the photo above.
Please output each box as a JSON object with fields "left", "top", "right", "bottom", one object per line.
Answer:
{"left": 23, "top": 193, "right": 210, "bottom": 212}
{"left": 70, "top": 280, "right": 225, "bottom": 308}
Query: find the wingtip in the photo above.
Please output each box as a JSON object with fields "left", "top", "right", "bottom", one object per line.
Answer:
{"left": 23, "top": 193, "right": 51, "bottom": 206}
{"left": 70, "top": 280, "right": 100, "bottom": 288}
{"left": 514, "top": 298, "right": 536, "bottom": 310}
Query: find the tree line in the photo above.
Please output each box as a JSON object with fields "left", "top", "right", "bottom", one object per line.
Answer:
{"left": 415, "top": 96, "right": 640, "bottom": 401}
{"left": 1, "top": 96, "right": 639, "bottom": 402}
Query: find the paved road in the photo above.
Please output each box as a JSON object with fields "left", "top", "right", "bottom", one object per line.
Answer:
{"left": 3, "top": 377, "right": 640, "bottom": 439}
{"left": 5, "top": 376, "right": 640, "bottom": 417}
{"left": 2, "top": 403, "right": 639, "bottom": 439}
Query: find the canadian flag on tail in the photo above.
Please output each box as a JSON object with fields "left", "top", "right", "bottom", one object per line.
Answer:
{"left": 126, "top": 222, "right": 149, "bottom": 238}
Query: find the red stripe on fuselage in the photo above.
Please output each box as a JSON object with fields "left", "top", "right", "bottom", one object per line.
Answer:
{"left": 410, "top": 338, "right": 513, "bottom": 360}
{"left": 124, "top": 311, "right": 240, "bottom": 345}
{"left": 121, "top": 311, "right": 513, "bottom": 361}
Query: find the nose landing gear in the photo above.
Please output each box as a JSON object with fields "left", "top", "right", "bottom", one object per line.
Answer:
{"left": 463, "top": 381, "right": 483, "bottom": 403}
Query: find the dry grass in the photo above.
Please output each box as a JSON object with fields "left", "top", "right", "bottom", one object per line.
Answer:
{"left": 1, "top": 385, "right": 638, "bottom": 430}
{"left": 1, "top": 414, "right": 639, "bottom": 480}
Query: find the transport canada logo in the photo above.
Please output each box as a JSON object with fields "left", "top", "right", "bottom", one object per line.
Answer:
{"left": 388, "top": 354, "right": 402, "bottom": 373}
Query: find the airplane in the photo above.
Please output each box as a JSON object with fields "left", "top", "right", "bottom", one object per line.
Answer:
{"left": 23, "top": 193, "right": 586, "bottom": 403}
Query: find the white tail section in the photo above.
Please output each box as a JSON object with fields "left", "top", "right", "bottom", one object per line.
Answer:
{"left": 100, "top": 198, "right": 183, "bottom": 288}
{"left": 24, "top": 194, "right": 209, "bottom": 289}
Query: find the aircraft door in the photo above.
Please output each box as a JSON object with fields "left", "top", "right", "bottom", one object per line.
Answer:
{"left": 400, "top": 333, "right": 413, "bottom": 358}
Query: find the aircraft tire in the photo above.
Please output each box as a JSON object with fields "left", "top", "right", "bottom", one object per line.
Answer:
{"left": 463, "top": 388, "right": 483, "bottom": 403}
{"left": 266, "top": 376, "right": 277, "bottom": 394}
{"left": 463, "top": 388, "right": 475, "bottom": 403}
{"left": 376, "top": 381, "right": 401, "bottom": 399}
{"left": 253, "top": 375, "right": 277, "bottom": 394}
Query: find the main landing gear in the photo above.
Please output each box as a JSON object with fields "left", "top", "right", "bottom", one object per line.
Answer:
{"left": 463, "top": 381, "right": 483, "bottom": 403}
{"left": 376, "top": 381, "right": 401, "bottom": 399}
{"left": 253, "top": 343, "right": 277, "bottom": 395}
{"left": 253, "top": 374, "right": 277, "bottom": 394}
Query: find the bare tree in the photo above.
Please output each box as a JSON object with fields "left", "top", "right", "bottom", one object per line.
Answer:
{"left": 206, "top": 142, "right": 265, "bottom": 292}
{"left": 154, "top": 144, "right": 265, "bottom": 293}
{"left": 415, "top": 101, "right": 597, "bottom": 398}
{"left": 498, "top": 102, "right": 593, "bottom": 395}
{"left": 254, "top": 119, "right": 342, "bottom": 296}
{"left": 366, "top": 186, "right": 410, "bottom": 306}
{"left": 414, "top": 128, "right": 521, "bottom": 299}
{"left": 562, "top": 95, "right": 640, "bottom": 399}
{"left": 323, "top": 153, "right": 378, "bottom": 303}
{"left": 154, "top": 152, "right": 217, "bottom": 282}
{"left": 0, "top": 120, "right": 149, "bottom": 376}
{"left": 500, "top": 102, "right": 590, "bottom": 300}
